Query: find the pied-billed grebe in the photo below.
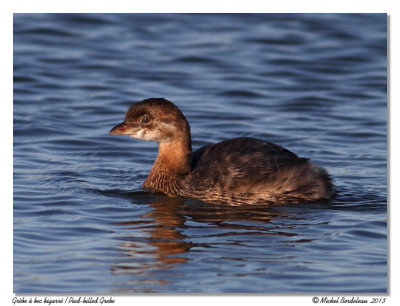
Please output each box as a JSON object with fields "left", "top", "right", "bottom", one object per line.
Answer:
{"left": 110, "top": 98, "right": 334, "bottom": 205}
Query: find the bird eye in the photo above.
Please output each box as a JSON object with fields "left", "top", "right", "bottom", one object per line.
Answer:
{"left": 141, "top": 115, "right": 151, "bottom": 124}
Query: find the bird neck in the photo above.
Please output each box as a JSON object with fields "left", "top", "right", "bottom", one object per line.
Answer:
{"left": 143, "top": 136, "right": 192, "bottom": 194}
{"left": 154, "top": 137, "right": 192, "bottom": 175}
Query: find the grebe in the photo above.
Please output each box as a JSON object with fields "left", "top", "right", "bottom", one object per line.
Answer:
{"left": 110, "top": 98, "right": 334, "bottom": 205}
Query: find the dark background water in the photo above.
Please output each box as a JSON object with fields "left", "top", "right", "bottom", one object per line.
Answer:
{"left": 13, "top": 13, "right": 387, "bottom": 293}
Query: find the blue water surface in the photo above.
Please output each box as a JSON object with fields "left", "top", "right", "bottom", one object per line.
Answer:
{"left": 13, "top": 13, "right": 387, "bottom": 293}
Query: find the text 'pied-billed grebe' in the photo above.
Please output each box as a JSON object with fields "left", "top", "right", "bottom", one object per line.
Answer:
{"left": 110, "top": 98, "right": 334, "bottom": 205}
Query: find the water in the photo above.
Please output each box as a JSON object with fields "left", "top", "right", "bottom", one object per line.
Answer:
{"left": 13, "top": 13, "right": 387, "bottom": 293}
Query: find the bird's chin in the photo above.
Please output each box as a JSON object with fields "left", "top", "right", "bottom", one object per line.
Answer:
{"left": 129, "top": 129, "right": 156, "bottom": 141}
{"left": 129, "top": 134, "right": 142, "bottom": 140}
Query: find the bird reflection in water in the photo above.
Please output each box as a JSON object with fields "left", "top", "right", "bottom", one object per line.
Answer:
{"left": 113, "top": 196, "right": 190, "bottom": 268}
{"left": 109, "top": 193, "right": 312, "bottom": 291}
